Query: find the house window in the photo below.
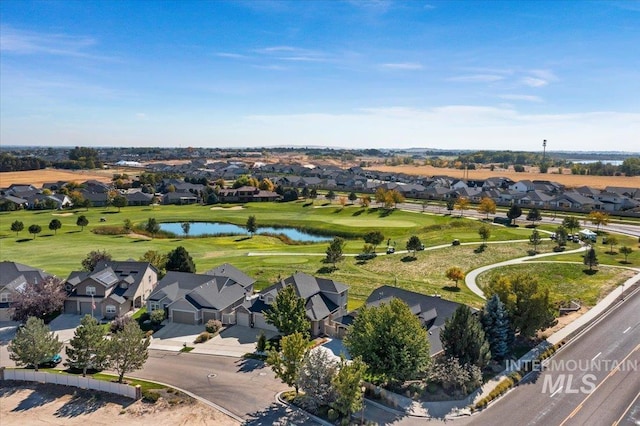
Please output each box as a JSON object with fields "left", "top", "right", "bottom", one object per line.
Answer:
{"left": 86, "top": 286, "right": 96, "bottom": 296}
{"left": 0, "top": 293, "right": 10, "bottom": 303}
{"left": 106, "top": 305, "right": 116, "bottom": 314}
{"left": 150, "top": 302, "right": 160, "bottom": 311}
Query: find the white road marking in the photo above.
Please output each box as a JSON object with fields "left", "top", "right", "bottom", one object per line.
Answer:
{"left": 591, "top": 352, "right": 601, "bottom": 361}
{"left": 623, "top": 326, "right": 631, "bottom": 334}
{"left": 550, "top": 387, "right": 564, "bottom": 398}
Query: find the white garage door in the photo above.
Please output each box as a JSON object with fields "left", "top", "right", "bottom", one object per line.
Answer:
{"left": 236, "top": 312, "right": 250, "bottom": 327}
{"left": 253, "top": 313, "right": 278, "bottom": 332}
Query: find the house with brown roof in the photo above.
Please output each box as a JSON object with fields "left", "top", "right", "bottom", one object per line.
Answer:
{"left": 0, "top": 261, "right": 51, "bottom": 321}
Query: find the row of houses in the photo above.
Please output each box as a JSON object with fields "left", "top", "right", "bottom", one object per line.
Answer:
{"left": 0, "top": 260, "right": 465, "bottom": 354}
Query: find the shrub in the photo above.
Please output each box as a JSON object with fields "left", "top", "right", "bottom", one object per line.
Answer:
{"left": 139, "top": 312, "right": 150, "bottom": 323}
{"left": 150, "top": 309, "right": 165, "bottom": 325}
{"left": 145, "top": 330, "right": 154, "bottom": 338}
{"left": 194, "top": 331, "right": 211, "bottom": 344}
{"left": 327, "top": 408, "right": 339, "bottom": 422}
{"left": 256, "top": 331, "right": 267, "bottom": 353}
{"left": 110, "top": 315, "right": 132, "bottom": 333}
{"left": 205, "top": 319, "right": 222, "bottom": 334}
{"left": 142, "top": 390, "right": 160, "bottom": 403}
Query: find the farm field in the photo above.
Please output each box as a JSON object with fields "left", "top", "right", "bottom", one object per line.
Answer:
{"left": 0, "top": 168, "right": 135, "bottom": 186}
{"left": 0, "top": 201, "right": 635, "bottom": 309}
{"left": 366, "top": 164, "right": 640, "bottom": 190}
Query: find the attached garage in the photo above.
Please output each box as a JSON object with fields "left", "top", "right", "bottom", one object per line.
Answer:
{"left": 0, "top": 308, "right": 13, "bottom": 321}
{"left": 79, "top": 302, "right": 93, "bottom": 315}
{"left": 64, "top": 300, "right": 78, "bottom": 315}
{"left": 236, "top": 311, "right": 251, "bottom": 327}
{"left": 253, "top": 313, "right": 278, "bottom": 332}
{"left": 172, "top": 310, "right": 197, "bottom": 325}
{"left": 222, "top": 312, "right": 236, "bottom": 325}
{"left": 202, "top": 311, "right": 220, "bottom": 323}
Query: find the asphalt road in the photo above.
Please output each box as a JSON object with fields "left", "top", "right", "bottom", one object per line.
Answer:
{"left": 465, "top": 288, "right": 640, "bottom": 426}
{"left": 133, "top": 350, "right": 316, "bottom": 425}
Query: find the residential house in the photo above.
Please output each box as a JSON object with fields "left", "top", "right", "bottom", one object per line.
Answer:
{"left": 238, "top": 272, "right": 348, "bottom": 337}
{"left": 510, "top": 180, "right": 536, "bottom": 193}
{"left": 0, "top": 261, "right": 51, "bottom": 321}
{"left": 217, "top": 186, "right": 280, "bottom": 203}
{"left": 146, "top": 264, "right": 255, "bottom": 325}
{"left": 359, "top": 285, "right": 474, "bottom": 355}
{"left": 64, "top": 261, "right": 157, "bottom": 319}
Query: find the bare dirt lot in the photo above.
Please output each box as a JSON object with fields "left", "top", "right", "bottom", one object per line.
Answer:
{"left": 0, "top": 383, "right": 239, "bottom": 426}
{"left": 366, "top": 164, "right": 640, "bottom": 190}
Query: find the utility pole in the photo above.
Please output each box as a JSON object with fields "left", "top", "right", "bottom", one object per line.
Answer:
{"left": 542, "top": 139, "right": 547, "bottom": 164}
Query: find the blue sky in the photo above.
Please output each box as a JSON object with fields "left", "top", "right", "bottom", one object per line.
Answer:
{"left": 1, "top": 0, "right": 639, "bottom": 151}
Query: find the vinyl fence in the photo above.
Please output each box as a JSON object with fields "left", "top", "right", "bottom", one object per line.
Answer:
{"left": 1, "top": 368, "right": 140, "bottom": 399}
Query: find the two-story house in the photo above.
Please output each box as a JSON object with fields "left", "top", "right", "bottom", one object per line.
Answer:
{"left": 64, "top": 261, "right": 157, "bottom": 319}
{"left": 0, "top": 261, "right": 51, "bottom": 321}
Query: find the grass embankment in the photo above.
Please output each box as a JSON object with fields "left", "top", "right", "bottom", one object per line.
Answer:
{"left": 0, "top": 201, "right": 613, "bottom": 309}
{"left": 477, "top": 263, "right": 635, "bottom": 307}
{"left": 537, "top": 234, "right": 640, "bottom": 267}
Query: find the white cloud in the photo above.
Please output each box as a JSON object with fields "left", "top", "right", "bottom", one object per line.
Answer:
{"left": 499, "top": 94, "right": 543, "bottom": 103}
{"left": 521, "top": 77, "right": 548, "bottom": 87}
{"left": 448, "top": 74, "right": 505, "bottom": 83}
{"left": 216, "top": 52, "right": 247, "bottom": 59}
{"left": 380, "top": 62, "right": 424, "bottom": 70}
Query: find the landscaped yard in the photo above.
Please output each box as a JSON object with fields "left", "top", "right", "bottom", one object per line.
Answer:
{"left": 476, "top": 263, "right": 635, "bottom": 307}
{"left": 0, "top": 201, "right": 631, "bottom": 309}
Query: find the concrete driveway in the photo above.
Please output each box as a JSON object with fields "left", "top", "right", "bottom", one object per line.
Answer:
{"left": 150, "top": 323, "right": 278, "bottom": 357}
{"left": 48, "top": 314, "right": 83, "bottom": 342}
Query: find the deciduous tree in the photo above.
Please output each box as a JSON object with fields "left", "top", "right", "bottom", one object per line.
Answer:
{"left": 145, "top": 217, "right": 160, "bottom": 238}
{"left": 28, "top": 224, "right": 42, "bottom": 239}
{"left": 264, "top": 285, "right": 310, "bottom": 336}
{"left": 181, "top": 221, "right": 191, "bottom": 237}
{"left": 331, "top": 356, "right": 367, "bottom": 420}
{"left": 297, "top": 347, "right": 338, "bottom": 409}
{"left": 620, "top": 246, "right": 633, "bottom": 263}
{"left": 11, "top": 220, "right": 24, "bottom": 236}
{"left": 107, "top": 321, "right": 150, "bottom": 383}
{"left": 11, "top": 276, "right": 66, "bottom": 322}
{"left": 266, "top": 332, "right": 308, "bottom": 394}
{"left": 139, "top": 250, "right": 167, "bottom": 278}
{"left": 8, "top": 316, "right": 62, "bottom": 372}
{"left": 440, "top": 305, "right": 491, "bottom": 367}
{"left": 606, "top": 235, "right": 619, "bottom": 254}
{"left": 454, "top": 197, "right": 470, "bottom": 217}
{"left": 562, "top": 216, "right": 580, "bottom": 234}
{"left": 526, "top": 208, "right": 542, "bottom": 226}
{"left": 363, "top": 231, "right": 384, "bottom": 253}
{"left": 345, "top": 298, "right": 430, "bottom": 384}
{"left": 48, "top": 219, "right": 62, "bottom": 235}
{"left": 112, "top": 195, "right": 127, "bottom": 212}
{"left": 82, "top": 249, "right": 112, "bottom": 272}
{"left": 76, "top": 215, "right": 89, "bottom": 231}
{"left": 478, "top": 197, "right": 497, "bottom": 219}
{"left": 478, "top": 225, "right": 491, "bottom": 246}
{"left": 445, "top": 266, "right": 465, "bottom": 288}
{"left": 588, "top": 211, "right": 609, "bottom": 232}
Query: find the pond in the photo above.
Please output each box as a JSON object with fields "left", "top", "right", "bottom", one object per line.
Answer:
{"left": 159, "top": 222, "right": 333, "bottom": 242}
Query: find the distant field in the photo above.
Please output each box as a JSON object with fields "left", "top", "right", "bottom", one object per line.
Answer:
{"left": 0, "top": 169, "right": 135, "bottom": 186}
{"left": 366, "top": 165, "right": 640, "bottom": 190}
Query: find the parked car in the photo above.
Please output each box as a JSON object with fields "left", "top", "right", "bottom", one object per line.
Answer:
{"left": 29, "top": 354, "right": 62, "bottom": 368}
{"left": 386, "top": 247, "right": 395, "bottom": 254}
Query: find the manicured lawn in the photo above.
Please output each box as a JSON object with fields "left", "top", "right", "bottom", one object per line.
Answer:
{"left": 477, "top": 263, "right": 635, "bottom": 307}
{"left": 0, "top": 202, "right": 619, "bottom": 310}
{"left": 539, "top": 234, "right": 640, "bottom": 267}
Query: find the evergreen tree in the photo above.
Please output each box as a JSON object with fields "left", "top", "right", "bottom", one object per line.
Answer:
{"left": 584, "top": 247, "right": 599, "bottom": 271}
{"left": 246, "top": 215, "right": 257, "bottom": 237}
{"left": 529, "top": 229, "right": 542, "bottom": 253}
{"left": 65, "top": 314, "right": 108, "bottom": 376}
{"left": 181, "top": 222, "right": 190, "bottom": 237}
{"left": 325, "top": 237, "right": 345, "bottom": 270}
{"left": 264, "top": 285, "right": 310, "bottom": 336}
{"left": 107, "top": 321, "right": 150, "bottom": 383}
{"left": 8, "top": 316, "right": 62, "bottom": 372}
{"left": 166, "top": 246, "right": 196, "bottom": 273}
{"left": 507, "top": 204, "right": 522, "bottom": 226}
{"left": 526, "top": 208, "right": 542, "bottom": 226}
{"left": 266, "top": 332, "right": 308, "bottom": 394}
{"left": 480, "top": 295, "right": 513, "bottom": 361}
{"left": 440, "top": 305, "right": 491, "bottom": 367}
